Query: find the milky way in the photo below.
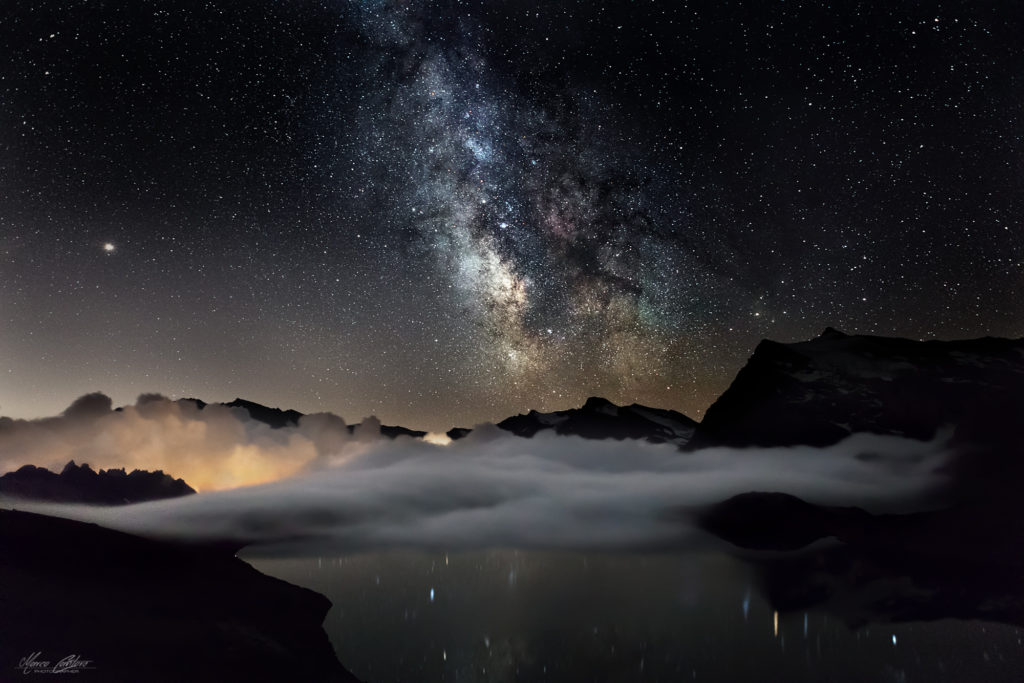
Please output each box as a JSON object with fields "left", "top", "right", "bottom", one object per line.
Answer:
{"left": 344, "top": 3, "right": 714, "bottom": 401}
{"left": 2, "top": 1, "right": 1022, "bottom": 429}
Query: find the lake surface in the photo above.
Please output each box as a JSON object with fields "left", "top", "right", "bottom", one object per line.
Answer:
{"left": 246, "top": 550, "right": 1024, "bottom": 682}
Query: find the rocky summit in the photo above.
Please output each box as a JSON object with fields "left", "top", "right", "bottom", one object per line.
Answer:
{"left": 691, "top": 327, "right": 1024, "bottom": 448}
{"left": 0, "top": 461, "right": 196, "bottom": 505}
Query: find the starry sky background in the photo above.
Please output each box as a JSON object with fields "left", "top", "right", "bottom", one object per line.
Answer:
{"left": 2, "top": 0, "right": 1022, "bottom": 431}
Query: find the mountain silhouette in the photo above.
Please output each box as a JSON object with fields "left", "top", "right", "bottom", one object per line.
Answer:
{"left": 691, "top": 327, "right": 1024, "bottom": 448}
{"left": 0, "top": 461, "right": 195, "bottom": 504}
{"left": 449, "top": 396, "right": 698, "bottom": 445}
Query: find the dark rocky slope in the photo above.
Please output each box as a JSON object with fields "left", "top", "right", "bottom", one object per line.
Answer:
{"left": 692, "top": 327, "right": 1024, "bottom": 448}
{"left": 188, "top": 397, "right": 427, "bottom": 438}
{"left": 0, "top": 509, "right": 360, "bottom": 682}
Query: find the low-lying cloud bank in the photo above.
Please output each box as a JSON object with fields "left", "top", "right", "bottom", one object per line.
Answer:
{"left": 2, "top": 394, "right": 956, "bottom": 552}
{"left": 0, "top": 393, "right": 379, "bottom": 491}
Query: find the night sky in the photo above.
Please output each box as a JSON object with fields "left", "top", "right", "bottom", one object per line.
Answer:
{"left": 2, "top": 1, "right": 1022, "bottom": 431}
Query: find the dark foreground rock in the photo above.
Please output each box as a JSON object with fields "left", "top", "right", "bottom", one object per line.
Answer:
{"left": 0, "top": 509, "right": 360, "bottom": 682}
{"left": 0, "top": 460, "right": 195, "bottom": 504}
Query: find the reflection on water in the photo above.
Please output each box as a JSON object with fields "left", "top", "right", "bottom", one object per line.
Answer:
{"left": 245, "top": 550, "right": 1024, "bottom": 683}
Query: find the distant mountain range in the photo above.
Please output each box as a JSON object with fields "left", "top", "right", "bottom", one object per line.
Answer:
{"left": 7, "top": 328, "right": 1023, "bottom": 507}
{"left": 77, "top": 327, "right": 1024, "bottom": 457}
{"left": 184, "top": 395, "right": 699, "bottom": 445}
{"left": 0, "top": 461, "right": 195, "bottom": 504}
{"left": 104, "top": 328, "right": 1022, "bottom": 453}
{"left": 448, "top": 396, "right": 698, "bottom": 445}
{"left": 186, "top": 397, "right": 428, "bottom": 439}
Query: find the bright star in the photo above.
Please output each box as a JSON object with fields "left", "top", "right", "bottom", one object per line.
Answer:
{"left": 103, "top": 243, "right": 116, "bottom": 253}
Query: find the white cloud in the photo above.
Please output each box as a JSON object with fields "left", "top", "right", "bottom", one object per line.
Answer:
{"left": 0, "top": 393, "right": 353, "bottom": 491}
{"left": 3, "top": 398, "right": 955, "bottom": 553}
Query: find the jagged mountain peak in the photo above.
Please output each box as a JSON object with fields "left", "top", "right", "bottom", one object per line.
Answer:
{"left": 0, "top": 461, "right": 195, "bottom": 505}
{"left": 450, "top": 398, "right": 697, "bottom": 446}
{"left": 581, "top": 396, "right": 617, "bottom": 412}
{"left": 817, "top": 326, "right": 848, "bottom": 340}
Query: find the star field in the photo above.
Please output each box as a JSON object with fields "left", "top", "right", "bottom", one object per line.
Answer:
{"left": 2, "top": 1, "right": 1022, "bottom": 430}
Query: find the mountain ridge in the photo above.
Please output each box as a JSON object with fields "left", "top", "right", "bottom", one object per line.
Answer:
{"left": 448, "top": 395, "right": 699, "bottom": 445}
{"left": 182, "top": 397, "right": 429, "bottom": 439}
{"left": 0, "top": 460, "right": 196, "bottom": 504}
{"left": 690, "top": 328, "right": 1024, "bottom": 448}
